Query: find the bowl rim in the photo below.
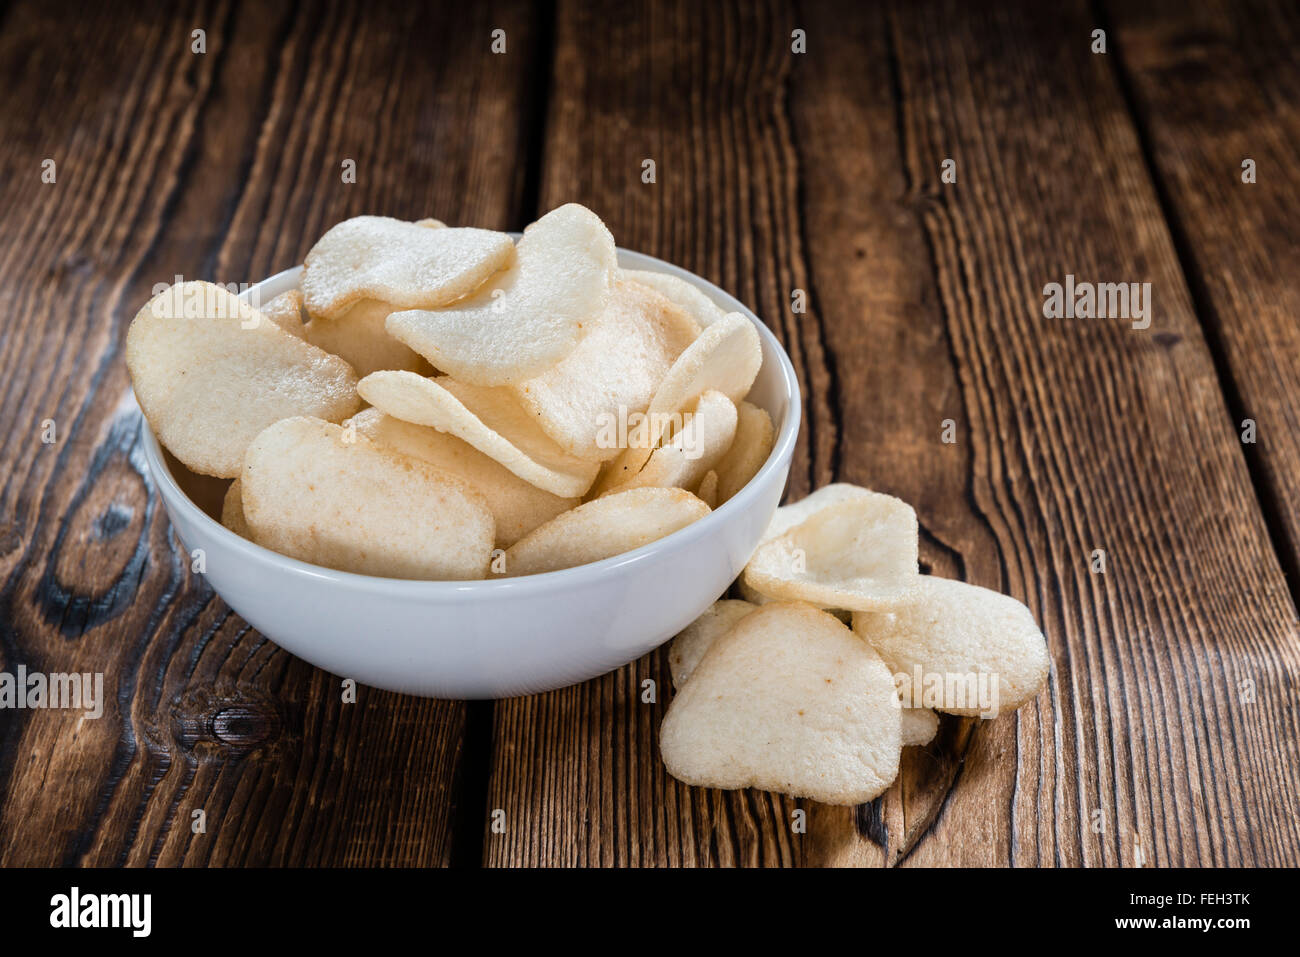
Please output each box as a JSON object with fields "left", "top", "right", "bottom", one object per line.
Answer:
{"left": 140, "top": 246, "right": 802, "bottom": 595}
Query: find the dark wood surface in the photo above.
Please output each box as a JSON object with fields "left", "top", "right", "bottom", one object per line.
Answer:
{"left": 0, "top": 0, "right": 1296, "bottom": 867}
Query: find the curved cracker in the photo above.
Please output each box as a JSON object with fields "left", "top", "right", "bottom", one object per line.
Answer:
{"left": 511, "top": 278, "right": 699, "bottom": 461}
{"left": 221, "top": 479, "right": 250, "bottom": 538}
{"left": 619, "top": 268, "right": 729, "bottom": 328}
{"left": 852, "top": 577, "right": 1050, "bottom": 717}
{"left": 695, "top": 469, "right": 719, "bottom": 509}
{"left": 350, "top": 408, "right": 576, "bottom": 547}
{"left": 901, "top": 708, "right": 940, "bottom": 747}
{"left": 596, "top": 312, "right": 761, "bottom": 492}
{"left": 742, "top": 493, "right": 920, "bottom": 611}
{"left": 667, "top": 598, "right": 758, "bottom": 689}
{"left": 659, "top": 602, "right": 902, "bottom": 805}
{"left": 759, "top": 483, "right": 879, "bottom": 548}
{"left": 241, "top": 416, "right": 493, "bottom": 580}
{"left": 301, "top": 216, "right": 513, "bottom": 320}
{"left": 605, "top": 391, "right": 737, "bottom": 495}
{"left": 502, "top": 486, "right": 710, "bottom": 576}
{"left": 387, "top": 204, "right": 617, "bottom": 385}
{"left": 357, "top": 371, "right": 600, "bottom": 498}
{"left": 256, "top": 289, "right": 306, "bottom": 338}
{"left": 126, "top": 281, "right": 360, "bottom": 478}
{"left": 713, "top": 401, "right": 774, "bottom": 504}
{"left": 306, "top": 298, "right": 428, "bottom": 376}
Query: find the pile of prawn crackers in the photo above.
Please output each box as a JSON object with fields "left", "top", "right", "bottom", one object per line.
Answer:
{"left": 126, "top": 202, "right": 1050, "bottom": 807}
{"left": 126, "top": 204, "right": 770, "bottom": 579}
{"left": 661, "top": 485, "right": 1050, "bottom": 805}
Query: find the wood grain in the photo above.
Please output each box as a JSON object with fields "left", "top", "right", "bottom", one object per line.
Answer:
{"left": 483, "top": 0, "right": 1300, "bottom": 866}
{"left": 0, "top": 0, "right": 542, "bottom": 866}
{"left": 2, "top": 0, "right": 1297, "bottom": 869}
{"left": 807, "top": 0, "right": 1298, "bottom": 866}
{"left": 485, "top": 0, "right": 834, "bottom": 867}
{"left": 1105, "top": 0, "right": 1300, "bottom": 586}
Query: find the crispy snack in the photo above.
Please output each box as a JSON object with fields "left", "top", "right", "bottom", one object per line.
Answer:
{"left": 357, "top": 371, "right": 600, "bottom": 498}
{"left": 738, "top": 485, "right": 879, "bottom": 609}
{"left": 241, "top": 416, "right": 494, "bottom": 580}
{"left": 667, "top": 598, "right": 758, "bottom": 689}
{"left": 386, "top": 204, "right": 617, "bottom": 385}
{"left": 695, "top": 470, "right": 719, "bottom": 509}
{"left": 126, "top": 281, "right": 360, "bottom": 478}
{"left": 502, "top": 486, "right": 710, "bottom": 576}
{"left": 735, "top": 576, "right": 769, "bottom": 605}
{"left": 300, "top": 215, "right": 513, "bottom": 320}
{"left": 619, "top": 268, "right": 728, "bottom": 327}
{"left": 759, "top": 483, "right": 878, "bottom": 547}
{"left": 659, "top": 602, "right": 902, "bottom": 805}
{"left": 256, "top": 289, "right": 306, "bottom": 338}
{"left": 734, "top": 579, "right": 849, "bottom": 617}
{"left": 852, "top": 577, "right": 1051, "bottom": 717}
{"left": 511, "top": 279, "right": 699, "bottom": 461}
{"left": 742, "top": 493, "right": 920, "bottom": 611}
{"left": 220, "top": 479, "right": 250, "bottom": 538}
{"left": 901, "top": 707, "right": 939, "bottom": 747}
{"left": 349, "top": 408, "right": 576, "bottom": 547}
{"left": 713, "top": 401, "right": 774, "bottom": 504}
{"left": 596, "top": 312, "right": 761, "bottom": 492}
{"left": 305, "top": 298, "right": 428, "bottom": 376}
{"left": 605, "top": 390, "right": 737, "bottom": 495}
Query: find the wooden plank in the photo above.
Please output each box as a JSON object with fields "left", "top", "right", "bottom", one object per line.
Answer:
{"left": 485, "top": 0, "right": 840, "bottom": 867}
{"left": 786, "top": 0, "right": 982, "bottom": 867}
{"left": 795, "top": 0, "right": 1299, "bottom": 867}
{"left": 1105, "top": 0, "right": 1300, "bottom": 586}
{"left": 485, "top": 0, "right": 1300, "bottom": 866}
{"left": 0, "top": 0, "right": 540, "bottom": 866}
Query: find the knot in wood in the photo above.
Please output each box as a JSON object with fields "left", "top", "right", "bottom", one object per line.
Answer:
{"left": 211, "top": 705, "right": 273, "bottom": 748}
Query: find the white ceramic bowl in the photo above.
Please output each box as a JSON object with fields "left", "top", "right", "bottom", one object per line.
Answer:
{"left": 140, "top": 248, "right": 800, "bottom": 698}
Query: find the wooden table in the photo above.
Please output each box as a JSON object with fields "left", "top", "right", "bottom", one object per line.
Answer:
{"left": 1, "top": 0, "right": 1297, "bottom": 868}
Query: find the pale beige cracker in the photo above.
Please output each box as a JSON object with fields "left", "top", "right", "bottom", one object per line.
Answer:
{"left": 386, "top": 204, "right": 616, "bottom": 385}
{"left": 349, "top": 408, "right": 576, "bottom": 547}
{"left": 713, "top": 401, "right": 774, "bottom": 504}
{"left": 659, "top": 602, "right": 902, "bottom": 805}
{"left": 357, "top": 371, "right": 601, "bottom": 498}
{"left": 619, "top": 268, "right": 729, "bottom": 328}
{"left": 301, "top": 215, "right": 513, "bottom": 320}
{"left": 306, "top": 298, "right": 428, "bottom": 377}
{"left": 742, "top": 493, "right": 920, "bottom": 611}
{"left": 126, "top": 281, "right": 360, "bottom": 478}
{"left": 241, "top": 416, "right": 494, "bottom": 580}
{"left": 502, "top": 486, "right": 710, "bottom": 576}
{"left": 511, "top": 278, "right": 699, "bottom": 461}
{"left": 852, "top": 576, "right": 1050, "bottom": 717}
{"left": 667, "top": 598, "right": 758, "bottom": 689}
{"left": 596, "top": 312, "right": 761, "bottom": 492}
